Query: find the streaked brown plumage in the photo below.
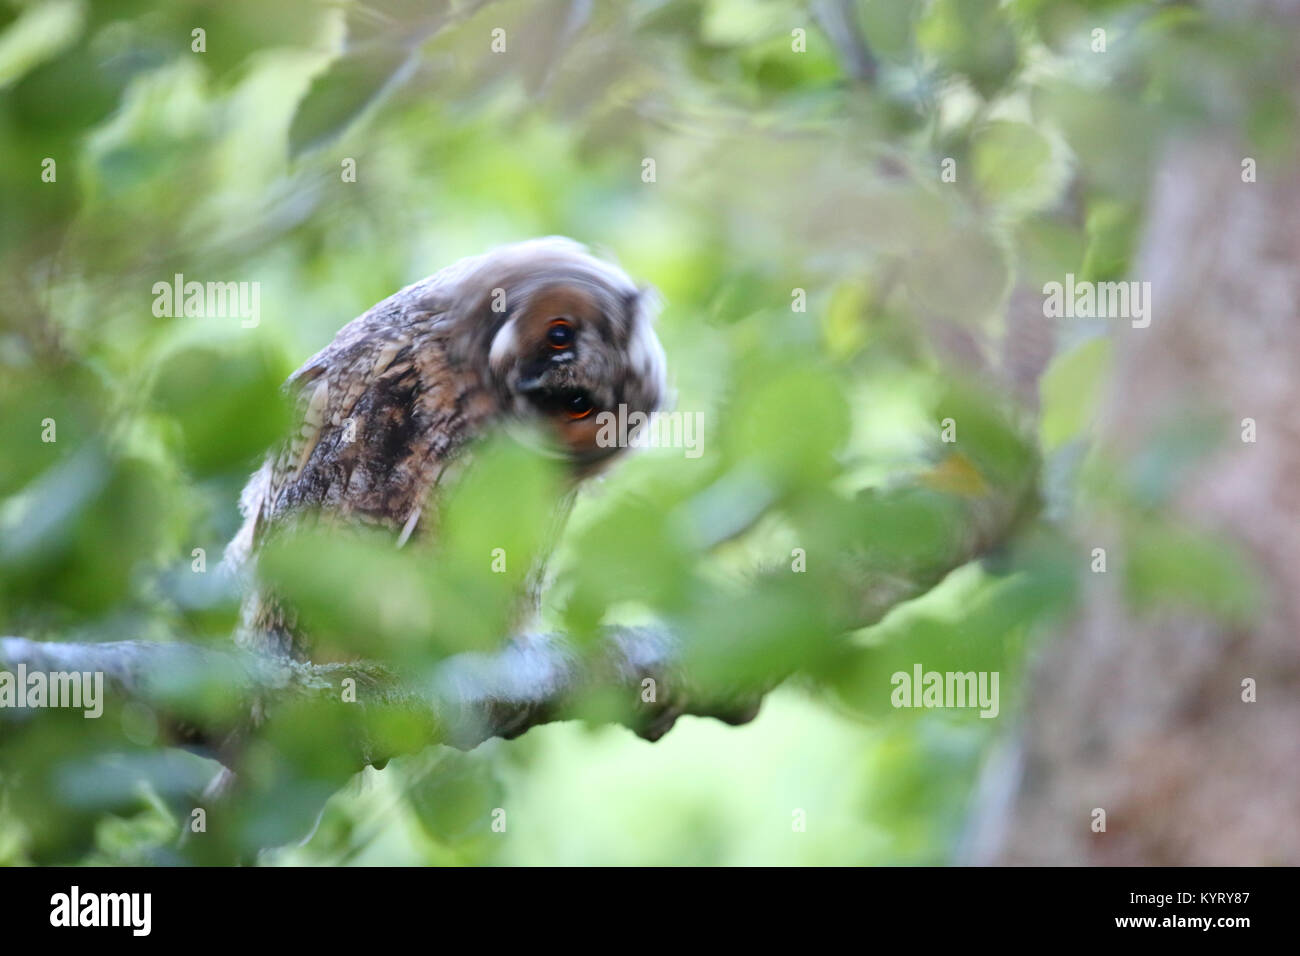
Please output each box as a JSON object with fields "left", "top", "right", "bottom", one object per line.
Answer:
{"left": 225, "top": 238, "right": 666, "bottom": 659}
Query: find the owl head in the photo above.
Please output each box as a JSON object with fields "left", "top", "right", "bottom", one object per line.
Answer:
{"left": 456, "top": 238, "right": 667, "bottom": 469}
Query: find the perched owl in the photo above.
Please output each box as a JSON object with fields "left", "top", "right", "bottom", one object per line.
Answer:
{"left": 225, "top": 238, "right": 666, "bottom": 659}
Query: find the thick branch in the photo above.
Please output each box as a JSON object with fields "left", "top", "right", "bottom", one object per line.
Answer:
{"left": 0, "top": 627, "right": 759, "bottom": 764}
{"left": 2, "top": 451, "right": 1035, "bottom": 771}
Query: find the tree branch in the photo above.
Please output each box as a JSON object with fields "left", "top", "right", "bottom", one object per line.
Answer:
{"left": 1, "top": 450, "right": 1036, "bottom": 773}
{"left": 813, "top": 0, "right": 877, "bottom": 86}
{"left": 0, "top": 627, "right": 760, "bottom": 764}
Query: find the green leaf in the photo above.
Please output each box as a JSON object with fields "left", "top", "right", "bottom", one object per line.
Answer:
{"left": 0, "top": 0, "right": 84, "bottom": 90}
{"left": 149, "top": 342, "right": 291, "bottom": 478}
{"left": 971, "top": 121, "right": 1058, "bottom": 213}
{"left": 1039, "top": 336, "right": 1112, "bottom": 453}
{"left": 918, "top": 0, "right": 1018, "bottom": 98}
{"left": 406, "top": 752, "right": 504, "bottom": 849}
{"left": 1124, "top": 522, "right": 1262, "bottom": 626}
{"left": 288, "top": 44, "right": 416, "bottom": 158}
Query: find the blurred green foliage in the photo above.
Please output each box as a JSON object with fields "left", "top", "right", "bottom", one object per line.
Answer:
{"left": 0, "top": 0, "right": 1287, "bottom": 865}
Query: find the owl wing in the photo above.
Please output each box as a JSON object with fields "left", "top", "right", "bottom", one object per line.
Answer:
{"left": 273, "top": 333, "right": 418, "bottom": 507}
{"left": 225, "top": 322, "right": 435, "bottom": 569}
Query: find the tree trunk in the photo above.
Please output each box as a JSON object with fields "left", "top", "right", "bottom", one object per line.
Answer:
{"left": 967, "top": 135, "right": 1300, "bottom": 864}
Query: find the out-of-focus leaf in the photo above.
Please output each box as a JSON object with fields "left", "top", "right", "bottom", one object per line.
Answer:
{"left": 932, "top": 384, "right": 1034, "bottom": 489}
{"left": 971, "top": 121, "right": 1059, "bottom": 213}
{"left": 1124, "top": 522, "right": 1262, "bottom": 626}
{"left": 918, "top": 0, "right": 1018, "bottom": 98}
{"left": 729, "top": 360, "right": 852, "bottom": 490}
{"left": 288, "top": 44, "right": 417, "bottom": 157}
{"left": 561, "top": 495, "right": 697, "bottom": 639}
{"left": 920, "top": 451, "right": 990, "bottom": 499}
{"left": 0, "top": 0, "right": 84, "bottom": 89}
{"left": 1080, "top": 198, "right": 1139, "bottom": 283}
{"left": 0, "top": 449, "right": 176, "bottom": 621}
{"left": 258, "top": 525, "right": 439, "bottom": 659}
{"left": 822, "top": 280, "right": 870, "bottom": 361}
{"left": 406, "top": 751, "right": 504, "bottom": 849}
{"left": 857, "top": 0, "right": 920, "bottom": 63}
{"left": 1039, "top": 335, "right": 1111, "bottom": 453}
{"left": 149, "top": 342, "right": 291, "bottom": 478}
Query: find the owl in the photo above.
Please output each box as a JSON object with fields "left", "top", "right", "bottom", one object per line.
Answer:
{"left": 224, "top": 237, "right": 666, "bottom": 659}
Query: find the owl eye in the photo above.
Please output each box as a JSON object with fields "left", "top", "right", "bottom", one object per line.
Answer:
{"left": 563, "top": 390, "right": 594, "bottom": 420}
{"left": 546, "top": 319, "right": 575, "bottom": 349}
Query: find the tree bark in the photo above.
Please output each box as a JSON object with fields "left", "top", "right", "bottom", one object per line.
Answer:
{"left": 966, "top": 136, "right": 1300, "bottom": 864}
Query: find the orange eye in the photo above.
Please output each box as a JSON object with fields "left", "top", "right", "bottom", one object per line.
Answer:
{"left": 564, "top": 391, "right": 594, "bottom": 419}
{"left": 546, "top": 319, "right": 575, "bottom": 349}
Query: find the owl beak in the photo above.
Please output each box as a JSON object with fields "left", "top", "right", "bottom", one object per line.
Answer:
{"left": 517, "top": 353, "right": 573, "bottom": 394}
